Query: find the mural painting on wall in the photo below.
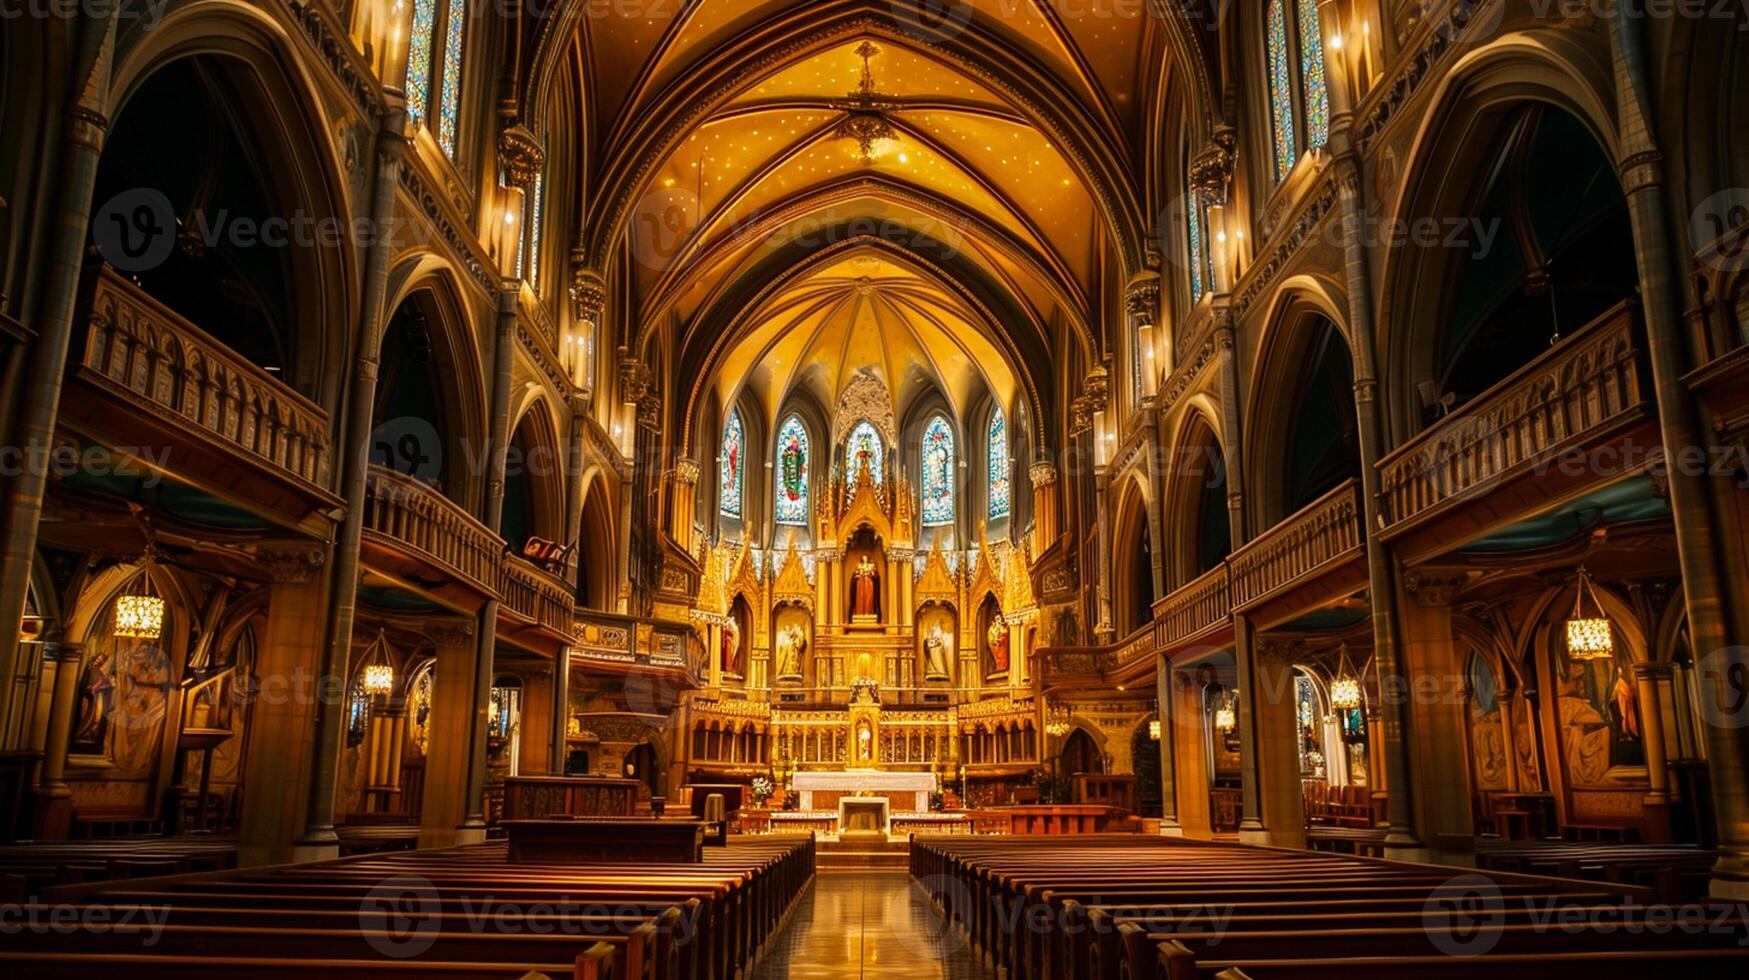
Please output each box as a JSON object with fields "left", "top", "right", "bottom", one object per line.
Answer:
{"left": 1555, "top": 647, "right": 1643, "bottom": 786}
{"left": 73, "top": 633, "right": 173, "bottom": 777}
{"left": 1468, "top": 654, "right": 1508, "bottom": 791}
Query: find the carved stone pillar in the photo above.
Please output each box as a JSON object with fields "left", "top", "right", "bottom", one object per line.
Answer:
{"left": 670, "top": 458, "right": 699, "bottom": 555}
{"left": 240, "top": 544, "right": 332, "bottom": 866}
{"left": 1400, "top": 570, "right": 1474, "bottom": 860}
{"left": 1030, "top": 461, "right": 1059, "bottom": 553}
{"left": 1633, "top": 661, "right": 1675, "bottom": 837}
{"left": 1249, "top": 639, "right": 1307, "bottom": 849}
{"left": 1156, "top": 654, "right": 1182, "bottom": 835}
{"left": 31, "top": 640, "right": 85, "bottom": 839}
{"left": 419, "top": 620, "right": 479, "bottom": 849}
{"left": 1171, "top": 672, "right": 1213, "bottom": 838}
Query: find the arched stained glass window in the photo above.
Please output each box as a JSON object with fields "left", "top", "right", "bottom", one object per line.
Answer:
{"left": 719, "top": 409, "right": 744, "bottom": 518}
{"left": 405, "top": 0, "right": 465, "bottom": 160}
{"left": 437, "top": 0, "right": 466, "bottom": 157}
{"left": 987, "top": 407, "right": 1010, "bottom": 521}
{"left": 406, "top": 0, "right": 438, "bottom": 124}
{"left": 520, "top": 170, "right": 544, "bottom": 290}
{"left": 847, "top": 420, "right": 884, "bottom": 484}
{"left": 774, "top": 416, "right": 810, "bottom": 526}
{"left": 921, "top": 416, "right": 955, "bottom": 527}
{"left": 1297, "top": 0, "right": 1330, "bottom": 150}
{"left": 1265, "top": 0, "right": 1297, "bottom": 182}
{"left": 1187, "top": 185, "right": 1208, "bottom": 303}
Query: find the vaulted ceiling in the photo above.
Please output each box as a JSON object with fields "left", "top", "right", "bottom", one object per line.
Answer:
{"left": 534, "top": 0, "right": 1202, "bottom": 444}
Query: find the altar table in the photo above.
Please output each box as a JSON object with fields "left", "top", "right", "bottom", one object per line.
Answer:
{"left": 791, "top": 769, "right": 936, "bottom": 812}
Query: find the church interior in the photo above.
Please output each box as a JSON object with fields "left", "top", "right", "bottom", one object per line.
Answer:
{"left": 2, "top": 0, "right": 1749, "bottom": 976}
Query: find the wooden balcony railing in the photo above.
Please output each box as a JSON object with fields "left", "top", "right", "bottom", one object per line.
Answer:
{"left": 574, "top": 610, "right": 701, "bottom": 677}
{"left": 362, "top": 465, "right": 501, "bottom": 596}
{"left": 500, "top": 554, "right": 574, "bottom": 636}
{"left": 1229, "top": 479, "right": 1364, "bottom": 611}
{"left": 78, "top": 265, "right": 331, "bottom": 491}
{"left": 1037, "top": 622, "right": 1155, "bottom": 680}
{"left": 1378, "top": 302, "right": 1645, "bottom": 534}
{"left": 1154, "top": 563, "right": 1231, "bottom": 649}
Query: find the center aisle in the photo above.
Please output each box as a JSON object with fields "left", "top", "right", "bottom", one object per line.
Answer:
{"left": 749, "top": 871, "right": 998, "bottom": 979}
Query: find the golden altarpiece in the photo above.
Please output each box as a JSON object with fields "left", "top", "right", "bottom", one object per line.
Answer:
{"left": 681, "top": 459, "right": 1044, "bottom": 809}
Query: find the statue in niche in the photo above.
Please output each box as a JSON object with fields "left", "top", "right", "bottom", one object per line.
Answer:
{"left": 720, "top": 619, "right": 740, "bottom": 675}
{"left": 987, "top": 612, "right": 1010, "bottom": 674}
{"left": 924, "top": 623, "right": 953, "bottom": 681}
{"left": 774, "top": 623, "right": 807, "bottom": 681}
{"left": 850, "top": 554, "right": 880, "bottom": 621}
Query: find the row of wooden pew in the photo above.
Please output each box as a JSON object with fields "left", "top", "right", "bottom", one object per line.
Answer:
{"left": 910, "top": 834, "right": 1749, "bottom": 979}
{"left": 1, "top": 834, "right": 815, "bottom": 979}
{"left": 1475, "top": 837, "right": 1720, "bottom": 902}
{"left": 0, "top": 835, "right": 238, "bottom": 902}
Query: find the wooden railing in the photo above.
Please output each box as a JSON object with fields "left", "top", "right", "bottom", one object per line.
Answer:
{"left": 362, "top": 465, "right": 502, "bottom": 595}
{"left": 1378, "top": 302, "right": 1644, "bottom": 533}
{"left": 1154, "top": 563, "right": 1231, "bottom": 649}
{"left": 1229, "top": 480, "right": 1364, "bottom": 610}
{"left": 1037, "top": 622, "right": 1155, "bottom": 679}
{"left": 500, "top": 554, "right": 574, "bottom": 635}
{"left": 574, "top": 610, "right": 701, "bottom": 676}
{"left": 78, "top": 265, "right": 331, "bottom": 490}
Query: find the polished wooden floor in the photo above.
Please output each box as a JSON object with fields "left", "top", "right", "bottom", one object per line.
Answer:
{"left": 750, "top": 872, "right": 997, "bottom": 979}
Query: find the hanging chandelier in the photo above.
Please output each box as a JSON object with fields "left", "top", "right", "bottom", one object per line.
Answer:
{"left": 830, "top": 42, "right": 898, "bottom": 162}
{"left": 114, "top": 546, "right": 164, "bottom": 640}
{"left": 1330, "top": 644, "right": 1362, "bottom": 710}
{"left": 360, "top": 631, "right": 397, "bottom": 697}
{"left": 1213, "top": 697, "right": 1236, "bottom": 734}
{"left": 1565, "top": 565, "right": 1613, "bottom": 661}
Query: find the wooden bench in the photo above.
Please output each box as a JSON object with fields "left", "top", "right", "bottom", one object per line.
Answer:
{"left": 501, "top": 819, "right": 705, "bottom": 864}
{"left": 2, "top": 835, "right": 814, "bottom": 980}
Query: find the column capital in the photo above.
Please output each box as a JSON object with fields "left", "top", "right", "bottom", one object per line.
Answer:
{"left": 255, "top": 544, "right": 328, "bottom": 584}
{"left": 1403, "top": 569, "right": 1468, "bottom": 606}
{"left": 424, "top": 619, "right": 476, "bottom": 646}
{"left": 496, "top": 123, "right": 545, "bottom": 189}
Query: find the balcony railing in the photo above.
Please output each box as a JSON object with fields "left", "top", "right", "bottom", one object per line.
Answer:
{"left": 362, "top": 465, "right": 501, "bottom": 596}
{"left": 574, "top": 610, "right": 700, "bottom": 676}
{"left": 1154, "top": 563, "right": 1231, "bottom": 649}
{"left": 78, "top": 265, "right": 331, "bottom": 491}
{"left": 1229, "top": 480, "right": 1364, "bottom": 611}
{"left": 501, "top": 554, "right": 574, "bottom": 636}
{"left": 1378, "top": 302, "right": 1644, "bottom": 534}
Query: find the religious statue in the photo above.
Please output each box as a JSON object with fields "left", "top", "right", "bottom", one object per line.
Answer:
{"left": 850, "top": 554, "right": 880, "bottom": 621}
{"left": 923, "top": 623, "right": 952, "bottom": 681}
{"left": 986, "top": 612, "right": 1010, "bottom": 674}
{"left": 774, "top": 623, "right": 806, "bottom": 681}
{"left": 720, "top": 619, "right": 741, "bottom": 675}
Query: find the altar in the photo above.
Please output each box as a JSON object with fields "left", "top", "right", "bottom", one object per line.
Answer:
{"left": 791, "top": 769, "right": 936, "bottom": 812}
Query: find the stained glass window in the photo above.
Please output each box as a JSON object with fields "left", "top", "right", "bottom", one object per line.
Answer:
{"left": 719, "top": 408, "right": 744, "bottom": 518}
{"left": 405, "top": 0, "right": 437, "bottom": 126}
{"left": 1298, "top": 0, "right": 1330, "bottom": 150}
{"left": 987, "top": 407, "right": 1010, "bottom": 521}
{"left": 523, "top": 170, "right": 544, "bottom": 290}
{"left": 1266, "top": 0, "right": 1297, "bottom": 182}
{"left": 774, "top": 415, "right": 809, "bottom": 526}
{"left": 1187, "top": 183, "right": 1207, "bottom": 302}
{"left": 921, "top": 416, "right": 955, "bottom": 527}
{"left": 437, "top": 0, "right": 466, "bottom": 158}
{"left": 847, "top": 420, "right": 884, "bottom": 485}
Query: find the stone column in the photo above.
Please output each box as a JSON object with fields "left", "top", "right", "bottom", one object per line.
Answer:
{"left": 549, "top": 650, "right": 570, "bottom": 775}
{"left": 31, "top": 640, "right": 84, "bottom": 839}
{"left": 1171, "top": 672, "right": 1213, "bottom": 837}
{"left": 1251, "top": 640, "right": 1307, "bottom": 849}
{"left": 1606, "top": 13, "right": 1749, "bottom": 898}
{"left": 1030, "top": 461, "right": 1059, "bottom": 552}
{"left": 301, "top": 108, "right": 407, "bottom": 852}
{"left": 240, "top": 545, "right": 332, "bottom": 866}
{"left": 0, "top": 14, "right": 119, "bottom": 742}
{"left": 419, "top": 621, "right": 478, "bottom": 849}
{"left": 1634, "top": 661, "right": 1674, "bottom": 844}
{"left": 1400, "top": 571, "right": 1474, "bottom": 861}
{"left": 669, "top": 459, "right": 698, "bottom": 556}
{"left": 1156, "top": 654, "right": 1182, "bottom": 835}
